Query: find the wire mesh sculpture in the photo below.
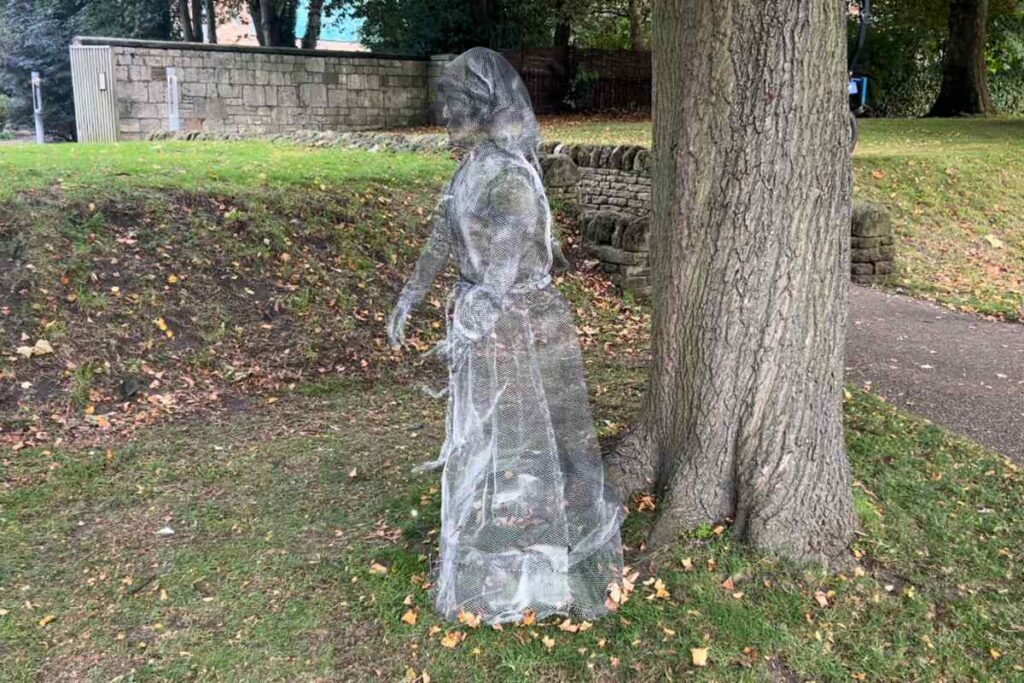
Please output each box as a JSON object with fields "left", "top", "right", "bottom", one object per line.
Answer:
{"left": 387, "top": 47, "right": 625, "bottom": 625}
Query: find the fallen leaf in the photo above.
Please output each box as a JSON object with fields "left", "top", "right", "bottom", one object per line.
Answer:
{"left": 520, "top": 609, "right": 536, "bottom": 626}
{"left": 983, "top": 234, "right": 1005, "bottom": 249}
{"left": 542, "top": 635, "right": 555, "bottom": 650}
{"left": 681, "top": 558, "right": 693, "bottom": 571}
{"left": 369, "top": 562, "right": 388, "bottom": 575}
{"left": 558, "top": 618, "right": 579, "bottom": 633}
{"left": 457, "top": 611, "right": 481, "bottom": 628}
{"left": 814, "top": 590, "right": 829, "bottom": 608}
{"left": 39, "top": 614, "right": 57, "bottom": 627}
{"left": 691, "top": 647, "right": 709, "bottom": 667}
{"left": 401, "top": 609, "right": 418, "bottom": 625}
{"left": 439, "top": 631, "right": 465, "bottom": 648}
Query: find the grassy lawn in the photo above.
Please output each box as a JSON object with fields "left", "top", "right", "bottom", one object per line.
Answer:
{"left": 3, "top": 372, "right": 1022, "bottom": 680}
{"left": 1, "top": 138, "right": 1022, "bottom": 680}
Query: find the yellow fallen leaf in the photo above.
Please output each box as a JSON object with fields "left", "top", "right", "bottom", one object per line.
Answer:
{"left": 990, "top": 648, "right": 1001, "bottom": 659}
{"left": 457, "top": 611, "right": 481, "bottom": 628}
{"left": 649, "top": 578, "right": 670, "bottom": 600}
{"left": 520, "top": 609, "right": 536, "bottom": 626}
{"left": 166, "top": 274, "right": 179, "bottom": 285}
{"left": 154, "top": 317, "right": 169, "bottom": 332}
{"left": 439, "top": 631, "right": 464, "bottom": 648}
{"left": 814, "top": 590, "right": 829, "bottom": 608}
{"left": 984, "top": 234, "right": 1005, "bottom": 249}
{"left": 558, "top": 618, "right": 579, "bottom": 633}
{"left": 401, "top": 609, "right": 418, "bottom": 625}
{"left": 369, "top": 562, "right": 388, "bottom": 575}
{"left": 681, "top": 558, "right": 693, "bottom": 571}
{"left": 691, "top": 647, "right": 709, "bottom": 667}
{"left": 542, "top": 635, "right": 555, "bottom": 650}
{"left": 39, "top": 614, "right": 57, "bottom": 627}
{"left": 32, "top": 339, "right": 53, "bottom": 356}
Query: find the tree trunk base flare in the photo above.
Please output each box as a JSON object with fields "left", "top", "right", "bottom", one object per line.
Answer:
{"left": 604, "top": 426, "right": 657, "bottom": 500}
{"left": 615, "top": 0, "right": 857, "bottom": 569}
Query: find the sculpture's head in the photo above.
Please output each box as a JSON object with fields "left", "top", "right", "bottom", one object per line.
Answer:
{"left": 437, "top": 47, "right": 540, "bottom": 155}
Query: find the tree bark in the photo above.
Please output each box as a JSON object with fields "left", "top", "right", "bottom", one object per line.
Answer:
{"left": 629, "top": 0, "right": 646, "bottom": 51}
{"left": 248, "top": 0, "right": 265, "bottom": 45}
{"left": 301, "top": 0, "right": 325, "bottom": 49}
{"left": 191, "top": 0, "right": 204, "bottom": 44}
{"left": 608, "top": 0, "right": 855, "bottom": 567}
{"left": 205, "top": 0, "right": 218, "bottom": 44}
{"left": 178, "top": 0, "right": 195, "bottom": 41}
{"left": 928, "top": 0, "right": 993, "bottom": 116}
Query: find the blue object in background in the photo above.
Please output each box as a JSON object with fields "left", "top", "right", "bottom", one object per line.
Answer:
{"left": 295, "top": 2, "right": 363, "bottom": 43}
{"left": 849, "top": 76, "right": 868, "bottom": 110}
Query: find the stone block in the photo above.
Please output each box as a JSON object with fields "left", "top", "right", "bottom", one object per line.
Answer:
{"left": 615, "top": 216, "right": 650, "bottom": 252}
{"left": 851, "top": 201, "right": 892, "bottom": 237}
{"left": 242, "top": 85, "right": 265, "bottom": 106}
{"left": 586, "top": 245, "right": 648, "bottom": 266}
{"left": 299, "top": 83, "right": 328, "bottom": 107}
{"left": 850, "top": 262, "right": 874, "bottom": 275}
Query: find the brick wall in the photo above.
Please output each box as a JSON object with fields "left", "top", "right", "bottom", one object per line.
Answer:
{"left": 77, "top": 38, "right": 429, "bottom": 140}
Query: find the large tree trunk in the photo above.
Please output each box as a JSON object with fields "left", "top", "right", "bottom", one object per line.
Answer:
{"left": 928, "top": 0, "right": 993, "bottom": 116}
{"left": 301, "top": 0, "right": 325, "bottom": 49}
{"left": 608, "top": 0, "right": 855, "bottom": 566}
{"left": 205, "top": 0, "right": 217, "bottom": 44}
{"left": 177, "top": 0, "right": 195, "bottom": 41}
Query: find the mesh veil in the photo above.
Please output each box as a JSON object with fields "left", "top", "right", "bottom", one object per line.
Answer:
{"left": 388, "top": 47, "right": 624, "bottom": 625}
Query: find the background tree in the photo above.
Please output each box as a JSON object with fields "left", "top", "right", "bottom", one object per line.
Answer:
{"left": 607, "top": 0, "right": 856, "bottom": 565}
{"left": 0, "top": 0, "right": 169, "bottom": 139}
{"left": 928, "top": 0, "right": 994, "bottom": 115}
{"left": 249, "top": 0, "right": 299, "bottom": 47}
{"left": 301, "top": 0, "right": 326, "bottom": 47}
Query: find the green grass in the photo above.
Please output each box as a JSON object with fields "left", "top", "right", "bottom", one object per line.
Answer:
{"left": 0, "top": 140, "right": 451, "bottom": 200}
{"left": 2, "top": 374, "right": 1021, "bottom": 681}
{"left": 853, "top": 119, "right": 1024, "bottom": 321}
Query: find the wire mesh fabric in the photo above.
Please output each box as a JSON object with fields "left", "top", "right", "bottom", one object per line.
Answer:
{"left": 387, "top": 47, "right": 624, "bottom": 625}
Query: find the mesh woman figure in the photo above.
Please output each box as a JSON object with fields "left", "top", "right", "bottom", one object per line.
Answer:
{"left": 387, "top": 47, "right": 624, "bottom": 625}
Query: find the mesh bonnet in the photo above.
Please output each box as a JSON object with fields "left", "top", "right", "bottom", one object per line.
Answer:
{"left": 437, "top": 47, "right": 541, "bottom": 157}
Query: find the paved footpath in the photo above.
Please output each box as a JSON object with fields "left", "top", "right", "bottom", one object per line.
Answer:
{"left": 846, "top": 286, "right": 1024, "bottom": 462}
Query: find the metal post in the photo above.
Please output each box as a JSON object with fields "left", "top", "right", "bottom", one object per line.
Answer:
{"left": 31, "top": 71, "right": 44, "bottom": 144}
{"left": 166, "top": 67, "right": 180, "bottom": 132}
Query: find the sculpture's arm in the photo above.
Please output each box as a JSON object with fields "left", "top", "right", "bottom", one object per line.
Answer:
{"left": 387, "top": 193, "right": 452, "bottom": 346}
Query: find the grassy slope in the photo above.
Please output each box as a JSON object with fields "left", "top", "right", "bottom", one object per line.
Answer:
{"left": 1, "top": 139, "right": 1022, "bottom": 680}
{"left": 540, "top": 117, "right": 1024, "bottom": 321}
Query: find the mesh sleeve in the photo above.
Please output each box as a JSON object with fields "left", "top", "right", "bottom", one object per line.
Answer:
{"left": 398, "top": 191, "right": 453, "bottom": 308}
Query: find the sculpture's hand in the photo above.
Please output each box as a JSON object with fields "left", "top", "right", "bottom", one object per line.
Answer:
{"left": 387, "top": 299, "right": 412, "bottom": 348}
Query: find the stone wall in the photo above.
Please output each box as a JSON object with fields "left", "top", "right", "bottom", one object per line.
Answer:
{"left": 536, "top": 143, "right": 895, "bottom": 294}
{"left": 850, "top": 202, "right": 895, "bottom": 284}
{"left": 541, "top": 142, "right": 651, "bottom": 215}
{"left": 76, "top": 38, "right": 429, "bottom": 140}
